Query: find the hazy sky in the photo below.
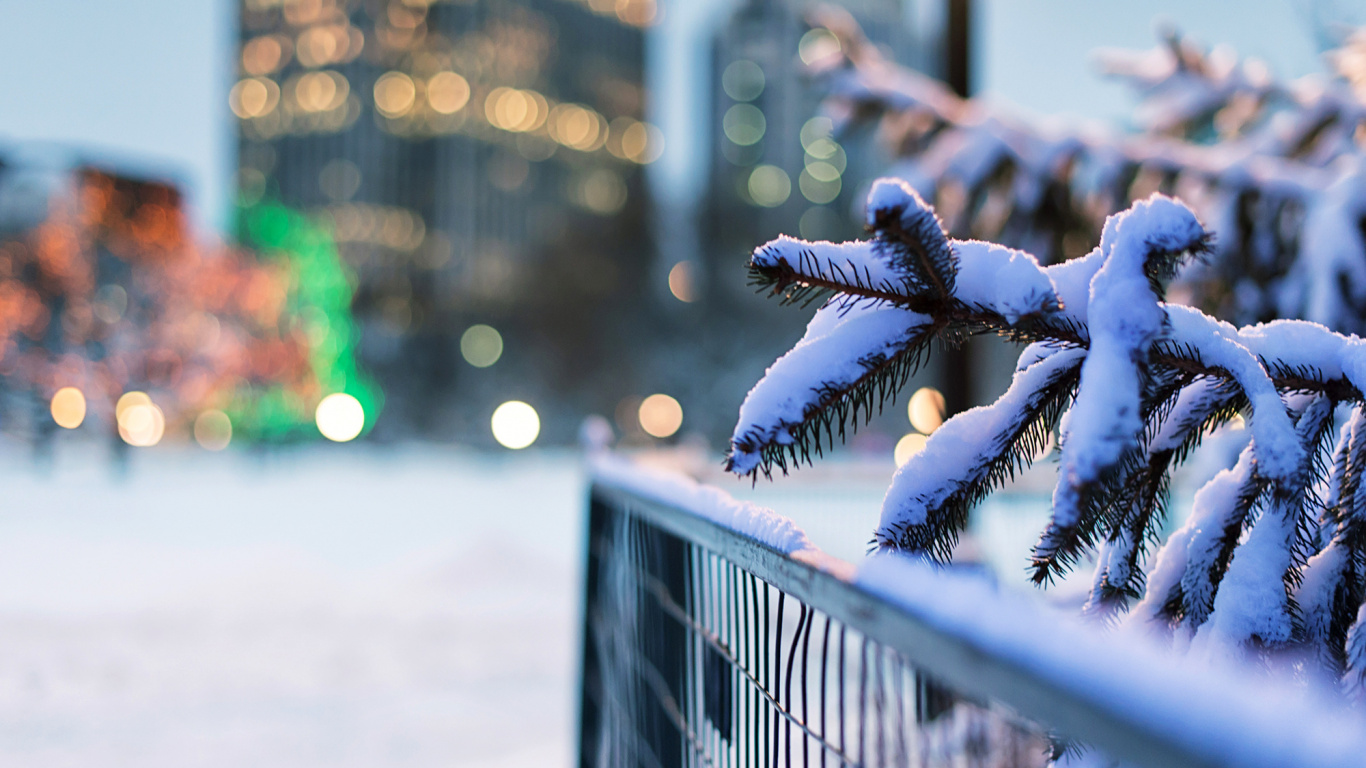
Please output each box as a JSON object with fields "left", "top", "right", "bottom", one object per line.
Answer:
{"left": 0, "top": 0, "right": 1345, "bottom": 235}
{"left": 0, "top": 0, "right": 230, "bottom": 230}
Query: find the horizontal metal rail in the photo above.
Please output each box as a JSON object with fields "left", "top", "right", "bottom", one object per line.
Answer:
{"left": 580, "top": 462, "right": 1366, "bottom": 768}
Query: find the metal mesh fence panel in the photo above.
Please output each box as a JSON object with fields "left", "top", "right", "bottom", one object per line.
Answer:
{"left": 580, "top": 489, "right": 1050, "bottom": 768}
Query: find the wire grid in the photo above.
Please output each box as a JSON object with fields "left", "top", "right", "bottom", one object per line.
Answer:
{"left": 580, "top": 495, "right": 1051, "bottom": 768}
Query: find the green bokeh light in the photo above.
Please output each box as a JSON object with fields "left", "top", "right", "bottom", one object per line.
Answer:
{"left": 229, "top": 197, "right": 382, "bottom": 442}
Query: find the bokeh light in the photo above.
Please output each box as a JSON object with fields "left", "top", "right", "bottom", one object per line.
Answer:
{"left": 799, "top": 207, "right": 842, "bottom": 240}
{"left": 748, "top": 165, "right": 791, "bottom": 207}
{"left": 486, "top": 87, "right": 548, "bottom": 133}
{"left": 798, "top": 28, "right": 842, "bottom": 66}
{"left": 723, "top": 103, "right": 766, "bottom": 146}
{"left": 895, "top": 433, "right": 928, "bottom": 466}
{"left": 49, "top": 387, "right": 86, "bottom": 429}
{"left": 116, "top": 391, "right": 152, "bottom": 422}
{"left": 909, "top": 387, "right": 946, "bottom": 434}
{"left": 315, "top": 393, "right": 365, "bottom": 442}
{"left": 427, "top": 71, "right": 470, "bottom": 114}
{"left": 549, "top": 103, "right": 606, "bottom": 150}
{"left": 241, "top": 35, "right": 285, "bottom": 75}
{"left": 230, "top": 77, "right": 281, "bottom": 119}
{"left": 668, "top": 261, "right": 696, "bottom": 303}
{"left": 800, "top": 116, "right": 833, "bottom": 151}
{"left": 374, "top": 72, "right": 416, "bottom": 118}
{"left": 799, "top": 168, "right": 841, "bottom": 204}
{"left": 491, "top": 401, "right": 540, "bottom": 449}
{"left": 119, "top": 401, "right": 166, "bottom": 448}
{"left": 614, "top": 0, "right": 657, "bottom": 26}
{"left": 722, "top": 60, "right": 765, "bottom": 101}
{"left": 615, "top": 120, "right": 664, "bottom": 164}
{"left": 292, "top": 71, "right": 349, "bottom": 113}
{"left": 194, "top": 410, "right": 233, "bottom": 451}
{"left": 460, "top": 324, "right": 504, "bottom": 367}
{"left": 576, "top": 169, "right": 628, "bottom": 214}
{"left": 638, "top": 394, "right": 683, "bottom": 438}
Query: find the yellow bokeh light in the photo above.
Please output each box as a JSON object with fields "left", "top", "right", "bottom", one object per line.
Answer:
{"left": 895, "top": 433, "right": 928, "bottom": 466}
{"left": 293, "top": 71, "right": 348, "bottom": 112}
{"left": 118, "top": 402, "right": 165, "bottom": 448}
{"left": 638, "top": 394, "right": 683, "bottom": 439}
{"left": 460, "top": 324, "right": 503, "bottom": 367}
{"left": 485, "top": 88, "right": 546, "bottom": 132}
{"left": 50, "top": 387, "right": 86, "bottom": 429}
{"left": 909, "top": 387, "right": 946, "bottom": 435}
{"left": 194, "top": 410, "right": 233, "bottom": 451}
{"left": 615, "top": 0, "right": 658, "bottom": 26}
{"left": 668, "top": 261, "right": 696, "bottom": 303}
{"left": 491, "top": 401, "right": 540, "bottom": 449}
{"left": 620, "top": 120, "right": 663, "bottom": 164}
{"left": 296, "top": 24, "right": 352, "bottom": 68}
{"left": 374, "top": 72, "right": 416, "bottom": 118}
{"left": 427, "top": 71, "right": 470, "bottom": 114}
{"left": 242, "top": 36, "right": 284, "bottom": 75}
{"left": 550, "top": 104, "right": 604, "bottom": 150}
{"left": 230, "top": 78, "right": 280, "bottom": 119}
{"left": 316, "top": 393, "right": 365, "bottom": 442}
{"left": 116, "top": 391, "right": 152, "bottom": 422}
{"left": 486, "top": 88, "right": 521, "bottom": 128}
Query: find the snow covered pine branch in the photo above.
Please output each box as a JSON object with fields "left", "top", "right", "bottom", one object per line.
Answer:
{"left": 727, "top": 178, "right": 1366, "bottom": 683}
{"left": 809, "top": 16, "right": 1366, "bottom": 335}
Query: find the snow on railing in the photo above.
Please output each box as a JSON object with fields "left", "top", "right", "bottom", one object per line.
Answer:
{"left": 582, "top": 456, "right": 1366, "bottom": 768}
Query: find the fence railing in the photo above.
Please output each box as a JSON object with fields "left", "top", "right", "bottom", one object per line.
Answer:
{"left": 578, "top": 458, "right": 1366, "bottom": 768}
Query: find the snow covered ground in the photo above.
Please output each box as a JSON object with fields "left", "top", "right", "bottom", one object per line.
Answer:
{"left": 0, "top": 444, "right": 584, "bottom": 767}
{"left": 0, "top": 440, "right": 1085, "bottom": 766}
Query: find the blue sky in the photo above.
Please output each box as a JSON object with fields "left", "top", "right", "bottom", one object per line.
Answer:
{"left": 0, "top": 0, "right": 230, "bottom": 230}
{"left": 979, "top": 0, "right": 1330, "bottom": 125}
{"left": 0, "top": 0, "right": 1343, "bottom": 234}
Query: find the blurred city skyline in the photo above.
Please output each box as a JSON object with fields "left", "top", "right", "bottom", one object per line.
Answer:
{"left": 0, "top": 0, "right": 1341, "bottom": 238}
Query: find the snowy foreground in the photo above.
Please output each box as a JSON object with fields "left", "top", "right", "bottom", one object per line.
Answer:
{"left": 0, "top": 445, "right": 584, "bottom": 768}
{"left": 0, "top": 441, "right": 1071, "bottom": 766}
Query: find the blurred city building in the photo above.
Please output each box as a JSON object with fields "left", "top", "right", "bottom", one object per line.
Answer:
{"left": 701, "top": 0, "right": 940, "bottom": 290}
{"left": 645, "top": 0, "right": 951, "bottom": 443}
{"left": 0, "top": 150, "right": 368, "bottom": 457}
{"left": 234, "top": 0, "right": 661, "bottom": 442}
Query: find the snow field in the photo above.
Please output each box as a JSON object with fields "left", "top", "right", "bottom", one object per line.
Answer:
{"left": 0, "top": 445, "right": 583, "bottom": 767}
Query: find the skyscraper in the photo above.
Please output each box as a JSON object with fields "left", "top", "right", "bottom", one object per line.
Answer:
{"left": 233, "top": 0, "right": 660, "bottom": 440}
{"left": 661, "top": 0, "right": 940, "bottom": 443}
{"left": 702, "top": 0, "right": 930, "bottom": 302}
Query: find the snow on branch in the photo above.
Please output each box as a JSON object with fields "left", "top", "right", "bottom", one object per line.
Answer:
{"left": 726, "top": 298, "right": 934, "bottom": 478}
{"left": 729, "top": 180, "right": 1366, "bottom": 686}
{"left": 876, "top": 344, "right": 1083, "bottom": 562}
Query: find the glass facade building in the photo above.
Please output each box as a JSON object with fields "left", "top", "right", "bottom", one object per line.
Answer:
{"left": 234, "top": 0, "right": 659, "bottom": 440}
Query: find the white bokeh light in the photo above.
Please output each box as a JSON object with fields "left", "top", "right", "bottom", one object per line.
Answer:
{"left": 491, "top": 401, "right": 540, "bottom": 449}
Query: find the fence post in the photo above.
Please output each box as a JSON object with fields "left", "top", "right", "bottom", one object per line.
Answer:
{"left": 577, "top": 492, "right": 608, "bottom": 768}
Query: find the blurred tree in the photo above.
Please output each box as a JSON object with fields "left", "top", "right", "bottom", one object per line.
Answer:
{"left": 811, "top": 14, "right": 1366, "bottom": 334}
{"left": 0, "top": 164, "right": 375, "bottom": 450}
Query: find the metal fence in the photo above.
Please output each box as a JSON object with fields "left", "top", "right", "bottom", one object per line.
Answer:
{"left": 579, "top": 483, "right": 1045, "bottom": 768}
{"left": 578, "top": 465, "right": 1366, "bottom": 768}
